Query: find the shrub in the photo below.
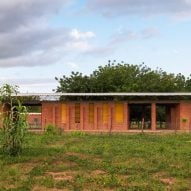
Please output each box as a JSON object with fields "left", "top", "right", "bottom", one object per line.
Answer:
{"left": 0, "top": 84, "right": 28, "bottom": 156}
{"left": 182, "top": 118, "right": 188, "bottom": 123}
{"left": 45, "top": 124, "right": 57, "bottom": 135}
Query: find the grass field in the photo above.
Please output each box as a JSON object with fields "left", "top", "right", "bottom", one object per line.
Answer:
{"left": 0, "top": 132, "right": 191, "bottom": 191}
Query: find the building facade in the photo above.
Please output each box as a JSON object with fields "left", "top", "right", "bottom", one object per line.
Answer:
{"left": 2, "top": 93, "right": 191, "bottom": 132}
{"left": 40, "top": 99, "right": 191, "bottom": 132}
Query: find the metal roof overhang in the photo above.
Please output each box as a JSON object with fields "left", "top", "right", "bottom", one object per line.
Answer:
{"left": 10, "top": 92, "right": 191, "bottom": 103}
{"left": 15, "top": 92, "right": 191, "bottom": 96}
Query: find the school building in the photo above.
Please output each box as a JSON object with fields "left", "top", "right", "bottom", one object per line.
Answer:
{"left": 22, "top": 92, "right": 191, "bottom": 132}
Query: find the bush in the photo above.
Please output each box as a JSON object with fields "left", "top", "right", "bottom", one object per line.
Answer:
{"left": 45, "top": 124, "right": 57, "bottom": 135}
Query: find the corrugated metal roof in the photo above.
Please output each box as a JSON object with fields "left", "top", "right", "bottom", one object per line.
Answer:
{"left": 10, "top": 92, "right": 191, "bottom": 102}
{"left": 15, "top": 92, "right": 191, "bottom": 96}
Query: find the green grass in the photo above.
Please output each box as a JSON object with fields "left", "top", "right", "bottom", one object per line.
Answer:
{"left": 0, "top": 132, "right": 191, "bottom": 190}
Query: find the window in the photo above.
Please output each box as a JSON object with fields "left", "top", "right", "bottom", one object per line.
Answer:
{"left": 89, "top": 103, "right": 94, "bottom": 123}
{"left": 75, "top": 103, "right": 80, "bottom": 123}
{"left": 102, "top": 103, "right": 109, "bottom": 124}
{"left": 61, "top": 103, "right": 67, "bottom": 123}
{"left": 115, "top": 103, "right": 124, "bottom": 123}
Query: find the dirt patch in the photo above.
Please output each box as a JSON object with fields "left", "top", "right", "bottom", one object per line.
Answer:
{"left": 113, "top": 158, "right": 145, "bottom": 166}
{"left": 160, "top": 178, "right": 176, "bottom": 185}
{"left": 153, "top": 171, "right": 175, "bottom": 185}
{"left": 91, "top": 170, "right": 107, "bottom": 176}
{"left": 32, "top": 186, "right": 69, "bottom": 191}
{"left": 65, "top": 152, "right": 91, "bottom": 160}
{"left": 0, "top": 182, "right": 15, "bottom": 189}
{"left": 46, "top": 171, "right": 77, "bottom": 181}
{"left": 51, "top": 159, "right": 77, "bottom": 167}
{"left": 10, "top": 159, "right": 43, "bottom": 174}
{"left": 15, "top": 162, "right": 37, "bottom": 174}
{"left": 153, "top": 171, "right": 167, "bottom": 178}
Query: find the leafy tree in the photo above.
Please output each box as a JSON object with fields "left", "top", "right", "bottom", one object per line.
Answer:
{"left": 55, "top": 60, "right": 189, "bottom": 93}
{"left": 0, "top": 84, "right": 28, "bottom": 156}
{"left": 55, "top": 72, "right": 91, "bottom": 93}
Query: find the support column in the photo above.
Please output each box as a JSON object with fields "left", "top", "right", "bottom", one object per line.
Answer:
{"left": 41, "top": 103, "right": 46, "bottom": 129}
{"left": 165, "top": 106, "right": 171, "bottom": 129}
{"left": 124, "top": 103, "right": 129, "bottom": 130}
{"left": 151, "top": 102, "right": 156, "bottom": 131}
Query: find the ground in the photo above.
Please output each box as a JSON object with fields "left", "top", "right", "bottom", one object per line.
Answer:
{"left": 0, "top": 132, "right": 191, "bottom": 190}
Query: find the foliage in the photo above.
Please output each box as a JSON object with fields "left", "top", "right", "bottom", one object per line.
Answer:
{"left": 55, "top": 71, "right": 91, "bottom": 93}
{"left": 182, "top": 118, "right": 188, "bottom": 123}
{"left": 45, "top": 124, "right": 58, "bottom": 135}
{"left": 26, "top": 106, "right": 41, "bottom": 113}
{"left": 0, "top": 84, "right": 28, "bottom": 156}
{"left": 55, "top": 60, "right": 190, "bottom": 93}
{"left": 0, "top": 133, "right": 191, "bottom": 190}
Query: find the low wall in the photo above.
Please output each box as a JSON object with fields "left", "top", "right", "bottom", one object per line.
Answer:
{"left": 27, "top": 113, "right": 42, "bottom": 129}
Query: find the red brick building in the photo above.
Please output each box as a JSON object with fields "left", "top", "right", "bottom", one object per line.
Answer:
{"left": 24, "top": 93, "right": 191, "bottom": 132}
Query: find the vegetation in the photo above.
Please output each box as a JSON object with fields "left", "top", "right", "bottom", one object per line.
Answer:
{"left": 45, "top": 124, "right": 58, "bottom": 135}
{"left": 0, "top": 133, "right": 190, "bottom": 190}
{"left": 55, "top": 61, "right": 191, "bottom": 93}
{"left": 0, "top": 84, "right": 28, "bottom": 156}
{"left": 26, "top": 106, "right": 41, "bottom": 113}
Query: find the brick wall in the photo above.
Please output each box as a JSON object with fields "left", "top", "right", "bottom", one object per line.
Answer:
{"left": 41, "top": 102, "right": 61, "bottom": 129}
{"left": 42, "top": 101, "right": 129, "bottom": 132}
{"left": 41, "top": 101, "right": 191, "bottom": 132}
{"left": 179, "top": 102, "right": 191, "bottom": 131}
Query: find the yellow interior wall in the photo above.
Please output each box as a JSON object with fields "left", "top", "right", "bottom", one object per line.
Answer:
{"left": 61, "top": 103, "right": 67, "bottom": 123}
{"left": 89, "top": 103, "right": 94, "bottom": 123}
{"left": 115, "top": 103, "right": 124, "bottom": 123}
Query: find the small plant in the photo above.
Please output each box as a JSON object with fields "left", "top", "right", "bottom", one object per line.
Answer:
{"left": 45, "top": 124, "right": 57, "bottom": 135}
{"left": 182, "top": 118, "right": 188, "bottom": 123}
{"left": 0, "top": 84, "right": 28, "bottom": 156}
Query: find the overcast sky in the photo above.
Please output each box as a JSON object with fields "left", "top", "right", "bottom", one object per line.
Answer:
{"left": 0, "top": 0, "right": 191, "bottom": 92}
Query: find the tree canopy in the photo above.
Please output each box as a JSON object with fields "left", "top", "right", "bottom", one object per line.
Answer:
{"left": 55, "top": 61, "right": 191, "bottom": 93}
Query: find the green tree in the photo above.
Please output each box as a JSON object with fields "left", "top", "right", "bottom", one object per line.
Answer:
{"left": 55, "top": 60, "right": 189, "bottom": 93}
{"left": 55, "top": 72, "right": 91, "bottom": 93}
{"left": 0, "top": 84, "right": 28, "bottom": 156}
